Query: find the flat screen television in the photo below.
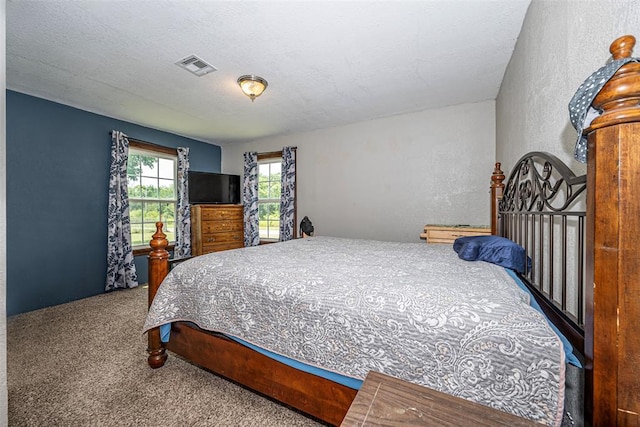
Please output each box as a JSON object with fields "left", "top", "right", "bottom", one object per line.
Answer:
{"left": 188, "top": 171, "right": 241, "bottom": 205}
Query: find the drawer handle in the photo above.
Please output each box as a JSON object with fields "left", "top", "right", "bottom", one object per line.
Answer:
{"left": 233, "top": 235, "right": 241, "bottom": 240}
{"left": 207, "top": 237, "right": 216, "bottom": 243}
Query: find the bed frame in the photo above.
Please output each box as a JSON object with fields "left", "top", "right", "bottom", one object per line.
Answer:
{"left": 146, "top": 35, "right": 640, "bottom": 426}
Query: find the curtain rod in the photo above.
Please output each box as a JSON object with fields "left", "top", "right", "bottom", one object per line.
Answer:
{"left": 111, "top": 131, "right": 297, "bottom": 152}
{"left": 109, "top": 132, "right": 159, "bottom": 148}
{"left": 110, "top": 132, "right": 177, "bottom": 155}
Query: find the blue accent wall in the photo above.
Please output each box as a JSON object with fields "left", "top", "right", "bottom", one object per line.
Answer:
{"left": 6, "top": 90, "right": 222, "bottom": 316}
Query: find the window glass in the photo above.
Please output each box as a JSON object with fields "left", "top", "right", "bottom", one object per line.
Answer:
{"left": 258, "top": 160, "right": 281, "bottom": 240}
{"left": 128, "top": 148, "right": 177, "bottom": 247}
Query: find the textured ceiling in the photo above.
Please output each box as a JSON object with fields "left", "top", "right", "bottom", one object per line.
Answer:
{"left": 7, "top": 0, "right": 530, "bottom": 145}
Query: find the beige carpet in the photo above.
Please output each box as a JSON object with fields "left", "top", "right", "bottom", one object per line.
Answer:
{"left": 8, "top": 286, "right": 322, "bottom": 427}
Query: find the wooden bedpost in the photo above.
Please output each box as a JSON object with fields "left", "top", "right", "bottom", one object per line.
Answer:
{"left": 490, "top": 162, "right": 505, "bottom": 235}
{"left": 147, "top": 221, "right": 169, "bottom": 368}
{"left": 584, "top": 35, "right": 640, "bottom": 426}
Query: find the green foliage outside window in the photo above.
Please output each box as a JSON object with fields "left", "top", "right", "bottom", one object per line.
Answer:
{"left": 128, "top": 152, "right": 177, "bottom": 246}
{"left": 258, "top": 162, "right": 281, "bottom": 240}
{"left": 127, "top": 154, "right": 156, "bottom": 181}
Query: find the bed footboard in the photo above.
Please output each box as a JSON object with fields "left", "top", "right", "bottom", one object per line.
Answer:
{"left": 147, "top": 222, "right": 169, "bottom": 368}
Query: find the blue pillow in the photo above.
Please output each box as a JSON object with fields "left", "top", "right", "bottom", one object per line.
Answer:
{"left": 453, "top": 235, "right": 528, "bottom": 273}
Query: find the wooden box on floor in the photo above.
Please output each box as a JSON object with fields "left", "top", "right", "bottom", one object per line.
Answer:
{"left": 341, "top": 371, "right": 537, "bottom": 426}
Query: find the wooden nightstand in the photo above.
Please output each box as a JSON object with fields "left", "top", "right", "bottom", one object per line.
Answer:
{"left": 341, "top": 371, "right": 537, "bottom": 426}
{"left": 420, "top": 224, "right": 491, "bottom": 244}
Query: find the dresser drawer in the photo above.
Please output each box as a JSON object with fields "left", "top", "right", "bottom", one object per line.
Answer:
{"left": 200, "top": 207, "right": 243, "bottom": 221}
{"left": 421, "top": 225, "right": 491, "bottom": 244}
{"left": 201, "top": 231, "right": 244, "bottom": 246}
{"left": 201, "top": 220, "right": 244, "bottom": 233}
{"left": 202, "top": 241, "right": 244, "bottom": 254}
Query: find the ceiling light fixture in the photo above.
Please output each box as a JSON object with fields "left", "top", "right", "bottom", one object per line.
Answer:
{"left": 237, "top": 75, "right": 268, "bottom": 102}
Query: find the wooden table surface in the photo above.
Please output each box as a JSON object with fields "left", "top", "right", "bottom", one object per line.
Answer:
{"left": 341, "top": 371, "right": 539, "bottom": 426}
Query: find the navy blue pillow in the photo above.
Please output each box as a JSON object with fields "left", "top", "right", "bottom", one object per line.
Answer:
{"left": 453, "top": 235, "right": 528, "bottom": 273}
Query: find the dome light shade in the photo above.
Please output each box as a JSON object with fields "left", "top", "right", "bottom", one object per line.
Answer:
{"left": 237, "top": 75, "right": 268, "bottom": 102}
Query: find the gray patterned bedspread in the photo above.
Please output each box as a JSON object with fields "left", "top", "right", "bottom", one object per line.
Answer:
{"left": 144, "top": 236, "right": 564, "bottom": 426}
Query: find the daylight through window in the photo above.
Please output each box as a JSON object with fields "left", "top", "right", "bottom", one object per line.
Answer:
{"left": 127, "top": 147, "right": 177, "bottom": 247}
{"left": 258, "top": 160, "right": 281, "bottom": 240}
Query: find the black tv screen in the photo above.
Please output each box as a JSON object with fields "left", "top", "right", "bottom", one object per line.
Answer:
{"left": 188, "top": 171, "right": 241, "bottom": 205}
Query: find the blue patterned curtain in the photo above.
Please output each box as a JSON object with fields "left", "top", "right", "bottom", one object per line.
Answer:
{"left": 105, "top": 131, "right": 138, "bottom": 291}
{"left": 175, "top": 147, "right": 191, "bottom": 258}
{"left": 279, "top": 147, "right": 296, "bottom": 241}
{"left": 243, "top": 152, "right": 260, "bottom": 246}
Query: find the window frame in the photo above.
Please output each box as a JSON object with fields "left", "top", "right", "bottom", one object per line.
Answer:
{"left": 257, "top": 150, "right": 297, "bottom": 243}
{"left": 128, "top": 139, "right": 178, "bottom": 256}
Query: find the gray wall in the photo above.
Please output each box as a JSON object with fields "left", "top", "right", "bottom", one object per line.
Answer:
{"left": 496, "top": 0, "right": 640, "bottom": 173}
{"left": 223, "top": 100, "right": 496, "bottom": 243}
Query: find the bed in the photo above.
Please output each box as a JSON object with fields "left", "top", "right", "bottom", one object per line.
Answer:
{"left": 144, "top": 35, "right": 640, "bottom": 426}
{"left": 145, "top": 235, "right": 567, "bottom": 425}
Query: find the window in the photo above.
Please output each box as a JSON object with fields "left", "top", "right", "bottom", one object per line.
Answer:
{"left": 127, "top": 142, "right": 177, "bottom": 248}
{"left": 258, "top": 159, "right": 281, "bottom": 241}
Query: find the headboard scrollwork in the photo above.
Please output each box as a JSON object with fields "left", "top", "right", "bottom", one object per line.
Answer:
{"left": 500, "top": 151, "right": 586, "bottom": 215}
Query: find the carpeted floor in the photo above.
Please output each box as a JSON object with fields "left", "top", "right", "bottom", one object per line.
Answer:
{"left": 7, "top": 286, "right": 322, "bottom": 426}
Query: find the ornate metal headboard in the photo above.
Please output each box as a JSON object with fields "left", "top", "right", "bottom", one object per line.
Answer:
{"left": 492, "top": 152, "right": 587, "bottom": 353}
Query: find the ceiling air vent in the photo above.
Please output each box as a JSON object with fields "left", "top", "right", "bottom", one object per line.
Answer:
{"left": 175, "top": 54, "right": 217, "bottom": 77}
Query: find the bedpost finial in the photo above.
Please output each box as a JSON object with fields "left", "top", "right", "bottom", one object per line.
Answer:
{"left": 490, "top": 162, "right": 505, "bottom": 236}
{"left": 152, "top": 221, "right": 166, "bottom": 239}
{"left": 149, "top": 221, "right": 169, "bottom": 257}
{"left": 610, "top": 35, "right": 635, "bottom": 60}
{"left": 587, "top": 35, "right": 640, "bottom": 131}
{"left": 492, "top": 162, "right": 505, "bottom": 186}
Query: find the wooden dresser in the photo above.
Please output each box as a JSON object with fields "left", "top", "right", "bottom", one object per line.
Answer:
{"left": 341, "top": 371, "right": 537, "bottom": 426}
{"left": 190, "top": 204, "right": 244, "bottom": 256}
{"left": 420, "top": 224, "right": 491, "bottom": 244}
